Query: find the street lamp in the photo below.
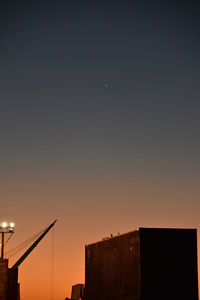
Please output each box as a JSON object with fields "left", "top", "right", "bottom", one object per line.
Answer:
{"left": 0, "top": 222, "right": 15, "bottom": 259}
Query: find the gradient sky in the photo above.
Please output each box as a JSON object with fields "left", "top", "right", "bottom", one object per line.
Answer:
{"left": 1, "top": 1, "right": 200, "bottom": 299}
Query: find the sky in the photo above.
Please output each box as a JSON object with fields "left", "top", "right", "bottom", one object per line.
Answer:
{"left": 0, "top": 0, "right": 200, "bottom": 299}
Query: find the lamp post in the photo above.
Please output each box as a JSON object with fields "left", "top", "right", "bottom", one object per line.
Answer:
{"left": 0, "top": 222, "right": 15, "bottom": 259}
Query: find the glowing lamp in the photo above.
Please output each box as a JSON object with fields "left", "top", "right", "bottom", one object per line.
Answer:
{"left": 2, "top": 222, "right": 7, "bottom": 228}
{"left": 0, "top": 221, "right": 15, "bottom": 259}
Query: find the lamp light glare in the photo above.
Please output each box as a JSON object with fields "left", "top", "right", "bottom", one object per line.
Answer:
{"left": 2, "top": 222, "right": 7, "bottom": 228}
{"left": 9, "top": 222, "right": 15, "bottom": 228}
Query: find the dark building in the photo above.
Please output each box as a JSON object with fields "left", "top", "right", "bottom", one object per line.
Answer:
{"left": 85, "top": 228, "right": 199, "bottom": 300}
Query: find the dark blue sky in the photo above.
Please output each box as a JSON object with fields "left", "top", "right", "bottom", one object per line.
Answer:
{"left": 1, "top": 1, "right": 200, "bottom": 175}
{"left": 0, "top": 2, "right": 200, "bottom": 298}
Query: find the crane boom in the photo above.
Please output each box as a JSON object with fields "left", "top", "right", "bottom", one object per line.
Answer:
{"left": 11, "top": 220, "right": 57, "bottom": 269}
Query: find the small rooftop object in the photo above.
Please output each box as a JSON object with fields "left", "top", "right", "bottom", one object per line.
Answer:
{"left": 71, "top": 284, "right": 85, "bottom": 300}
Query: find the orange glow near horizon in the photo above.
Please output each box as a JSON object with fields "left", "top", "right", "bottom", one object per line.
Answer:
{"left": 2, "top": 171, "right": 200, "bottom": 299}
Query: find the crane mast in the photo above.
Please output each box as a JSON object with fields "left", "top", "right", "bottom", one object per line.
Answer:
{"left": 12, "top": 220, "right": 57, "bottom": 269}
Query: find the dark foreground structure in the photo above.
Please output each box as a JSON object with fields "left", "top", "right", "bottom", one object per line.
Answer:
{"left": 0, "top": 220, "right": 57, "bottom": 300}
{"left": 85, "top": 228, "right": 199, "bottom": 300}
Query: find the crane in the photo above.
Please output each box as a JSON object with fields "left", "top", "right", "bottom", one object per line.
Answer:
{"left": 0, "top": 220, "right": 57, "bottom": 300}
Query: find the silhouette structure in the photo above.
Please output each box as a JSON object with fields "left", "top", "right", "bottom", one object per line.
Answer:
{"left": 85, "top": 228, "right": 198, "bottom": 300}
{"left": 0, "top": 220, "right": 57, "bottom": 300}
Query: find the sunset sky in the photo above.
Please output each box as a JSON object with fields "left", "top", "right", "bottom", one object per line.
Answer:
{"left": 1, "top": 1, "right": 200, "bottom": 299}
